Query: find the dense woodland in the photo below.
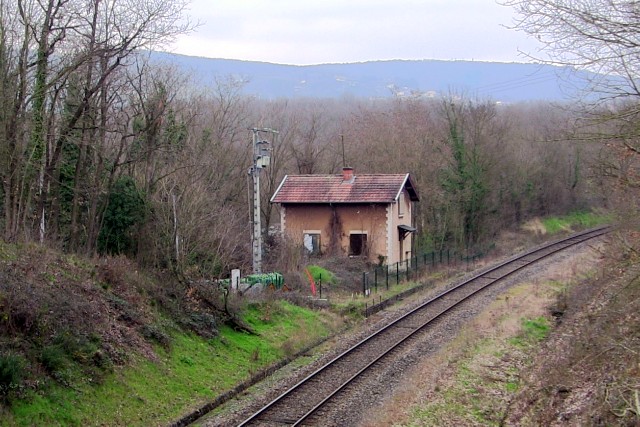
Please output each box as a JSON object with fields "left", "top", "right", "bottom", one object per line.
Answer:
{"left": 0, "top": 0, "right": 638, "bottom": 282}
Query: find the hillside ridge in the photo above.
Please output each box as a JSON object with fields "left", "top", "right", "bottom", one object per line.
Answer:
{"left": 151, "top": 51, "right": 598, "bottom": 102}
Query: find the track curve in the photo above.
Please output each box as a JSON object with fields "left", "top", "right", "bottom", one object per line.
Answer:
{"left": 237, "top": 226, "right": 610, "bottom": 426}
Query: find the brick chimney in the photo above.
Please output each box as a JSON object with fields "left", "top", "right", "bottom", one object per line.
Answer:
{"left": 342, "top": 167, "right": 354, "bottom": 182}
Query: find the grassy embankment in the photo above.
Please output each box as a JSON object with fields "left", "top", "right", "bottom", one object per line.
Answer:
{"left": 0, "top": 243, "right": 342, "bottom": 426}
{"left": 8, "top": 304, "right": 337, "bottom": 426}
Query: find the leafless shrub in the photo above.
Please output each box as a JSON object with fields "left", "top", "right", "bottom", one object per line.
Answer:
{"left": 264, "top": 234, "right": 303, "bottom": 274}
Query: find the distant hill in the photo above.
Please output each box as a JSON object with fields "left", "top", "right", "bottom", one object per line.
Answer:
{"left": 150, "top": 52, "right": 599, "bottom": 102}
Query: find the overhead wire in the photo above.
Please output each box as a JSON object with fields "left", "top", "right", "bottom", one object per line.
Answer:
{"left": 473, "top": 69, "right": 563, "bottom": 95}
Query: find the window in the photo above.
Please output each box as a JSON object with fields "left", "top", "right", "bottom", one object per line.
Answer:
{"left": 398, "top": 191, "right": 405, "bottom": 217}
{"left": 303, "top": 232, "right": 321, "bottom": 255}
{"left": 349, "top": 233, "right": 368, "bottom": 256}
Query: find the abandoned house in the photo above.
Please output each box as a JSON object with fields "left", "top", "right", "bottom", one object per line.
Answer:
{"left": 270, "top": 167, "right": 420, "bottom": 265}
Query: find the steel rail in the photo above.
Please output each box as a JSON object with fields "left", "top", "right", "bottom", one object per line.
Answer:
{"left": 292, "top": 225, "right": 609, "bottom": 425}
{"left": 238, "top": 226, "right": 610, "bottom": 426}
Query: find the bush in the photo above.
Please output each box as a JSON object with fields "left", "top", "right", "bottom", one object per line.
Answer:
{"left": 0, "top": 353, "right": 25, "bottom": 395}
{"left": 40, "top": 345, "right": 68, "bottom": 374}
{"left": 53, "top": 332, "right": 100, "bottom": 365}
{"left": 140, "top": 324, "right": 171, "bottom": 349}
{"left": 179, "top": 312, "right": 218, "bottom": 339}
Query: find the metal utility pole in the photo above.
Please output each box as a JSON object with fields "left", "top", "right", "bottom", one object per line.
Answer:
{"left": 249, "top": 127, "right": 277, "bottom": 274}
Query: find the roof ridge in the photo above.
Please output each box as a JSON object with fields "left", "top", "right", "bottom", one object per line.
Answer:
{"left": 271, "top": 173, "right": 417, "bottom": 204}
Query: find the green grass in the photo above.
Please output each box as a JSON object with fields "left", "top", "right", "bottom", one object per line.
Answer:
{"left": 505, "top": 381, "right": 519, "bottom": 392}
{"left": 542, "top": 210, "right": 611, "bottom": 235}
{"left": 0, "top": 240, "right": 18, "bottom": 261}
{"left": 3, "top": 301, "right": 336, "bottom": 426}
{"left": 306, "top": 265, "right": 337, "bottom": 285}
{"left": 374, "top": 278, "right": 427, "bottom": 300}
{"left": 509, "top": 316, "right": 550, "bottom": 348}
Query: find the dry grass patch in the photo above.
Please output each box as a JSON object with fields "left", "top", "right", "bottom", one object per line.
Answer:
{"left": 522, "top": 218, "right": 547, "bottom": 236}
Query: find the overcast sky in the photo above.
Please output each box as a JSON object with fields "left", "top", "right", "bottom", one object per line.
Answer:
{"left": 169, "top": 0, "right": 543, "bottom": 65}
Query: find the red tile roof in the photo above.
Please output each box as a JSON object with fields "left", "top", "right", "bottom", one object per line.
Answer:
{"left": 270, "top": 173, "right": 419, "bottom": 204}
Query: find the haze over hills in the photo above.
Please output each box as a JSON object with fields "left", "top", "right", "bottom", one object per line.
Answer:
{"left": 151, "top": 52, "right": 598, "bottom": 102}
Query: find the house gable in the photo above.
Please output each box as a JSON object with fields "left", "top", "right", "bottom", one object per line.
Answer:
{"left": 272, "top": 169, "right": 419, "bottom": 265}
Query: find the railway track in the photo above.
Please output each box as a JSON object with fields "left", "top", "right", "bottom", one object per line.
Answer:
{"left": 237, "top": 226, "right": 610, "bottom": 426}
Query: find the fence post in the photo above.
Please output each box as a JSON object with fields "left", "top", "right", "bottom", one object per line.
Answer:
{"left": 386, "top": 264, "right": 389, "bottom": 290}
{"left": 374, "top": 267, "right": 378, "bottom": 293}
{"left": 362, "top": 272, "right": 366, "bottom": 296}
{"left": 319, "top": 273, "right": 322, "bottom": 299}
{"left": 396, "top": 262, "right": 399, "bottom": 285}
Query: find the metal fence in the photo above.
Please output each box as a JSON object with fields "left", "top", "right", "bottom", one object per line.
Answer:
{"left": 361, "top": 248, "right": 484, "bottom": 296}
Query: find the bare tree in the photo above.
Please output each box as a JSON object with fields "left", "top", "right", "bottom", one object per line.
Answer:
{"left": 137, "top": 77, "right": 253, "bottom": 277}
{"left": 0, "top": 2, "right": 30, "bottom": 242}
{"left": 505, "top": 0, "right": 640, "bottom": 141}
{"left": 285, "top": 101, "right": 336, "bottom": 175}
{"left": 506, "top": 0, "right": 640, "bottom": 97}
{"left": 0, "top": 0, "right": 193, "bottom": 246}
{"left": 505, "top": 0, "right": 640, "bottom": 218}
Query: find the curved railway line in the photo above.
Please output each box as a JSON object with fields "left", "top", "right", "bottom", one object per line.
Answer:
{"left": 236, "top": 226, "right": 610, "bottom": 426}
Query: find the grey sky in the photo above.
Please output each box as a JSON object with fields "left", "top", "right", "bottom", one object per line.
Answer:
{"left": 170, "top": 0, "right": 542, "bottom": 65}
